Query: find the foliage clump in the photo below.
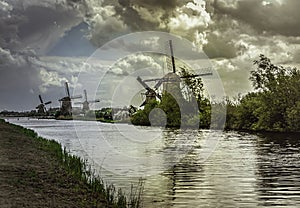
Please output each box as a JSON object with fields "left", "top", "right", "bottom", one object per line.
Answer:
{"left": 226, "top": 54, "right": 300, "bottom": 132}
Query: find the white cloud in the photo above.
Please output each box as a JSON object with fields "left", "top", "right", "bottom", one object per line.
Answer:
{"left": 0, "top": 47, "right": 15, "bottom": 66}
{"left": 39, "top": 68, "right": 67, "bottom": 93}
{"left": 0, "top": 0, "right": 12, "bottom": 17}
{"left": 111, "top": 53, "right": 162, "bottom": 75}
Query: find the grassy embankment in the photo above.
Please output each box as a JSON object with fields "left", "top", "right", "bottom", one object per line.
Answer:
{"left": 0, "top": 118, "right": 143, "bottom": 207}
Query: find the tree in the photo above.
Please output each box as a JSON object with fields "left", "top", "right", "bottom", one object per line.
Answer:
{"left": 180, "top": 68, "right": 211, "bottom": 128}
{"left": 131, "top": 100, "right": 158, "bottom": 126}
{"left": 158, "top": 92, "right": 181, "bottom": 127}
{"left": 235, "top": 54, "right": 300, "bottom": 132}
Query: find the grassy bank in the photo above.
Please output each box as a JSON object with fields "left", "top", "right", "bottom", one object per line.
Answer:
{"left": 0, "top": 118, "right": 143, "bottom": 207}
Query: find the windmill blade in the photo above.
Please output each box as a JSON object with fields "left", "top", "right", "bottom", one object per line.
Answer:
{"left": 44, "top": 101, "right": 52, "bottom": 105}
{"left": 154, "top": 79, "right": 163, "bottom": 89}
{"left": 88, "top": 99, "right": 100, "bottom": 103}
{"left": 180, "top": 72, "right": 213, "bottom": 79}
{"left": 138, "top": 76, "right": 162, "bottom": 104}
{"left": 143, "top": 77, "right": 163, "bottom": 82}
{"left": 65, "top": 82, "right": 70, "bottom": 97}
{"left": 179, "top": 67, "right": 213, "bottom": 78}
{"left": 39, "top": 95, "right": 44, "bottom": 104}
{"left": 137, "top": 76, "right": 151, "bottom": 90}
{"left": 169, "top": 40, "right": 176, "bottom": 73}
{"left": 71, "top": 95, "right": 82, "bottom": 99}
{"left": 140, "top": 100, "right": 147, "bottom": 107}
{"left": 148, "top": 88, "right": 161, "bottom": 100}
{"left": 74, "top": 102, "right": 83, "bottom": 105}
{"left": 84, "top": 89, "right": 88, "bottom": 101}
{"left": 156, "top": 92, "right": 162, "bottom": 100}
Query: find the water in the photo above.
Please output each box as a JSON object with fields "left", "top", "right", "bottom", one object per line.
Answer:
{"left": 7, "top": 117, "right": 300, "bottom": 207}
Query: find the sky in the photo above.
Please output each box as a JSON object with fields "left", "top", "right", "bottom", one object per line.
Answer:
{"left": 1, "top": 0, "right": 300, "bottom": 111}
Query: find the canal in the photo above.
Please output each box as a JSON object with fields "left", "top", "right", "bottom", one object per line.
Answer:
{"left": 7, "top": 118, "right": 300, "bottom": 207}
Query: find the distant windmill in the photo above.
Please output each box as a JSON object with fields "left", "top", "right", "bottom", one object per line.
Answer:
{"left": 58, "top": 82, "right": 82, "bottom": 116}
{"left": 36, "top": 95, "right": 52, "bottom": 114}
{"left": 75, "top": 89, "right": 100, "bottom": 113}
{"left": 137, "top": 40, "right": 212, "bottom": 107}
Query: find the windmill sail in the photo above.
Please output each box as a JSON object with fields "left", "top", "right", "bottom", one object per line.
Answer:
{"left": 65, "top": 82, "right": 70, "bottom": 97}
{"left": 137, "top": 76, "right": 161, "bottom": 107}
{"left": 36, "top": 95, "right": 51, "bottom": 114}
{"left": 75, "top": 89, "right": 100, "bottom": 113}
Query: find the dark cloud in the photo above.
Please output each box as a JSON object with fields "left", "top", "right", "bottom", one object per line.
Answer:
{"left": 203, "top": 33, "right": 237, "bottom": 59}
{"left": 0, "top": 0, "right": 86, "bottom": 110}
{"left": 18, "top": 5, "right": 82, "bottom": 54}
{"left": 213, "top": 0, "right": 300, "bottom": 36}
{"left": 130, "top": 0, "right": 190, "bottom": 10}
{"left": 0, "top": 1, "right": 83, "bottom": 54}
{"left": 86, "top": 0, "right": 211, "bottom": 47}
{"left": 114, "top": 3, "right": 160, "bottom": 31}
{"left": 115, "top": 0, "right": 192, "bottom": 12}
{"left": 47, "top": 22, "right": 96, "bottom": 57}
{"left": 0, "top": 50, "right": 42, "bottom": 111}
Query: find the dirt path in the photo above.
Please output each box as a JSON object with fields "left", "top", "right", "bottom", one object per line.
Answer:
{"left": 0, "top": 120, "right": 108, "bottom": 207}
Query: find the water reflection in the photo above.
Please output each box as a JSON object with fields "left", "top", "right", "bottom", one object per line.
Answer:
{"left": 7, "top": 118, "right": 300, "bottom": 207}
{"left": 162, "top": 151, "right": 204, "bottom": 207}
{"left": 255, "top": 132, "right": 300, "bottom": 207}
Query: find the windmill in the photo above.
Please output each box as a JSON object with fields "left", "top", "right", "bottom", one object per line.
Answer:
{"left": 137, "top": 40, "right": 212, "bottom": 107}
{"left": 36, "top": 95, "right": 52, "bottom": 114}
{"left": 75, "top": 89, "right": 100, "bottom": 113}
{"left": 136, "top": 76, "right": 162, "bottom": 107}
{"left": 163, "top": 40, "right": 213, "bottom": 92}
{"left": 58, "top": 82, "right": 82, "bottom": 116}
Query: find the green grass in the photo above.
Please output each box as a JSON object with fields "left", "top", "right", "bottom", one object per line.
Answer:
{"left": 0, "top": 118, "right": 144, "bottom": 208}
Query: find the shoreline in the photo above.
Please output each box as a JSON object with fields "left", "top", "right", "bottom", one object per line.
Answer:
{"left": 0, "top": 119, "right": 142, "bottom": 207}
{"left": 4, "top": 115, "right": 300, "bottom": 134}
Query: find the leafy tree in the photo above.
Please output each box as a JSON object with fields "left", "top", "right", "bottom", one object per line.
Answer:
{"left": 235, "top": 92, "right": 263, "bottom": 130}
{"left": 158, "top": 92, "right": 181, "bottom": 127}
{"left": 180, "top": 67, "right": 205, "bottom": 103}
{"left": 131, "top": 100, "right": 158, "bottom": 126}
{"left": 226, "top": 54, "right": 300, "bottom": 132}
{"left": 250, "top": 55, "right": 300, "bottom": 131}
{"left": 287, "top": 101, "right": 300, "bottom": 131}
{"left": 180, "top": 68, "right": 211, "bottom": 128}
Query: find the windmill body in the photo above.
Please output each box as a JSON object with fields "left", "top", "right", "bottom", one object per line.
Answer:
{"left": 82, "top": 100, "right": 90, "bottom": 112}
{"left": 75, "top": 89, "right": 100, "bottom": 113}
{"left": 59, "top": 82, "right": 82, "bottom": 116}
{"left": 36, "top": 104, "right": 46, "bottom": 114}
{"left": 36, "top": 95, "right": 51, "bottom": 115}
{"left": 59, "top": 96, "right": 72, "bottom": 116}
{"left": 162, "top": 72, "right": 183, "bottom": 102}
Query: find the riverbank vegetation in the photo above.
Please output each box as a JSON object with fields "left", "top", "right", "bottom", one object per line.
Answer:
{"left": 226, "top": 55, "right": 300, "bottom": 132}
{"left": 130, "top": 55, "right": 300, "bottom": 133}
{"left": 0, "top": 119, "right": 143, "bottom": 207}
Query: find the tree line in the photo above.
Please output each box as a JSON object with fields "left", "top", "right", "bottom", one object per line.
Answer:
{"left": 131, "top": 55, "right": 300, "bottom": 132}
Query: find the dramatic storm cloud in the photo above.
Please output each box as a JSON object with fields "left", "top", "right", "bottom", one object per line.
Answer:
{"left": 0, "top": 0, "right": 300, "bottom": 110}
{"left": 0, "top": 0, "right": 86, "bottom": 110}
{"left": 213, "top": 0, "right": 300, "bottom": 36}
